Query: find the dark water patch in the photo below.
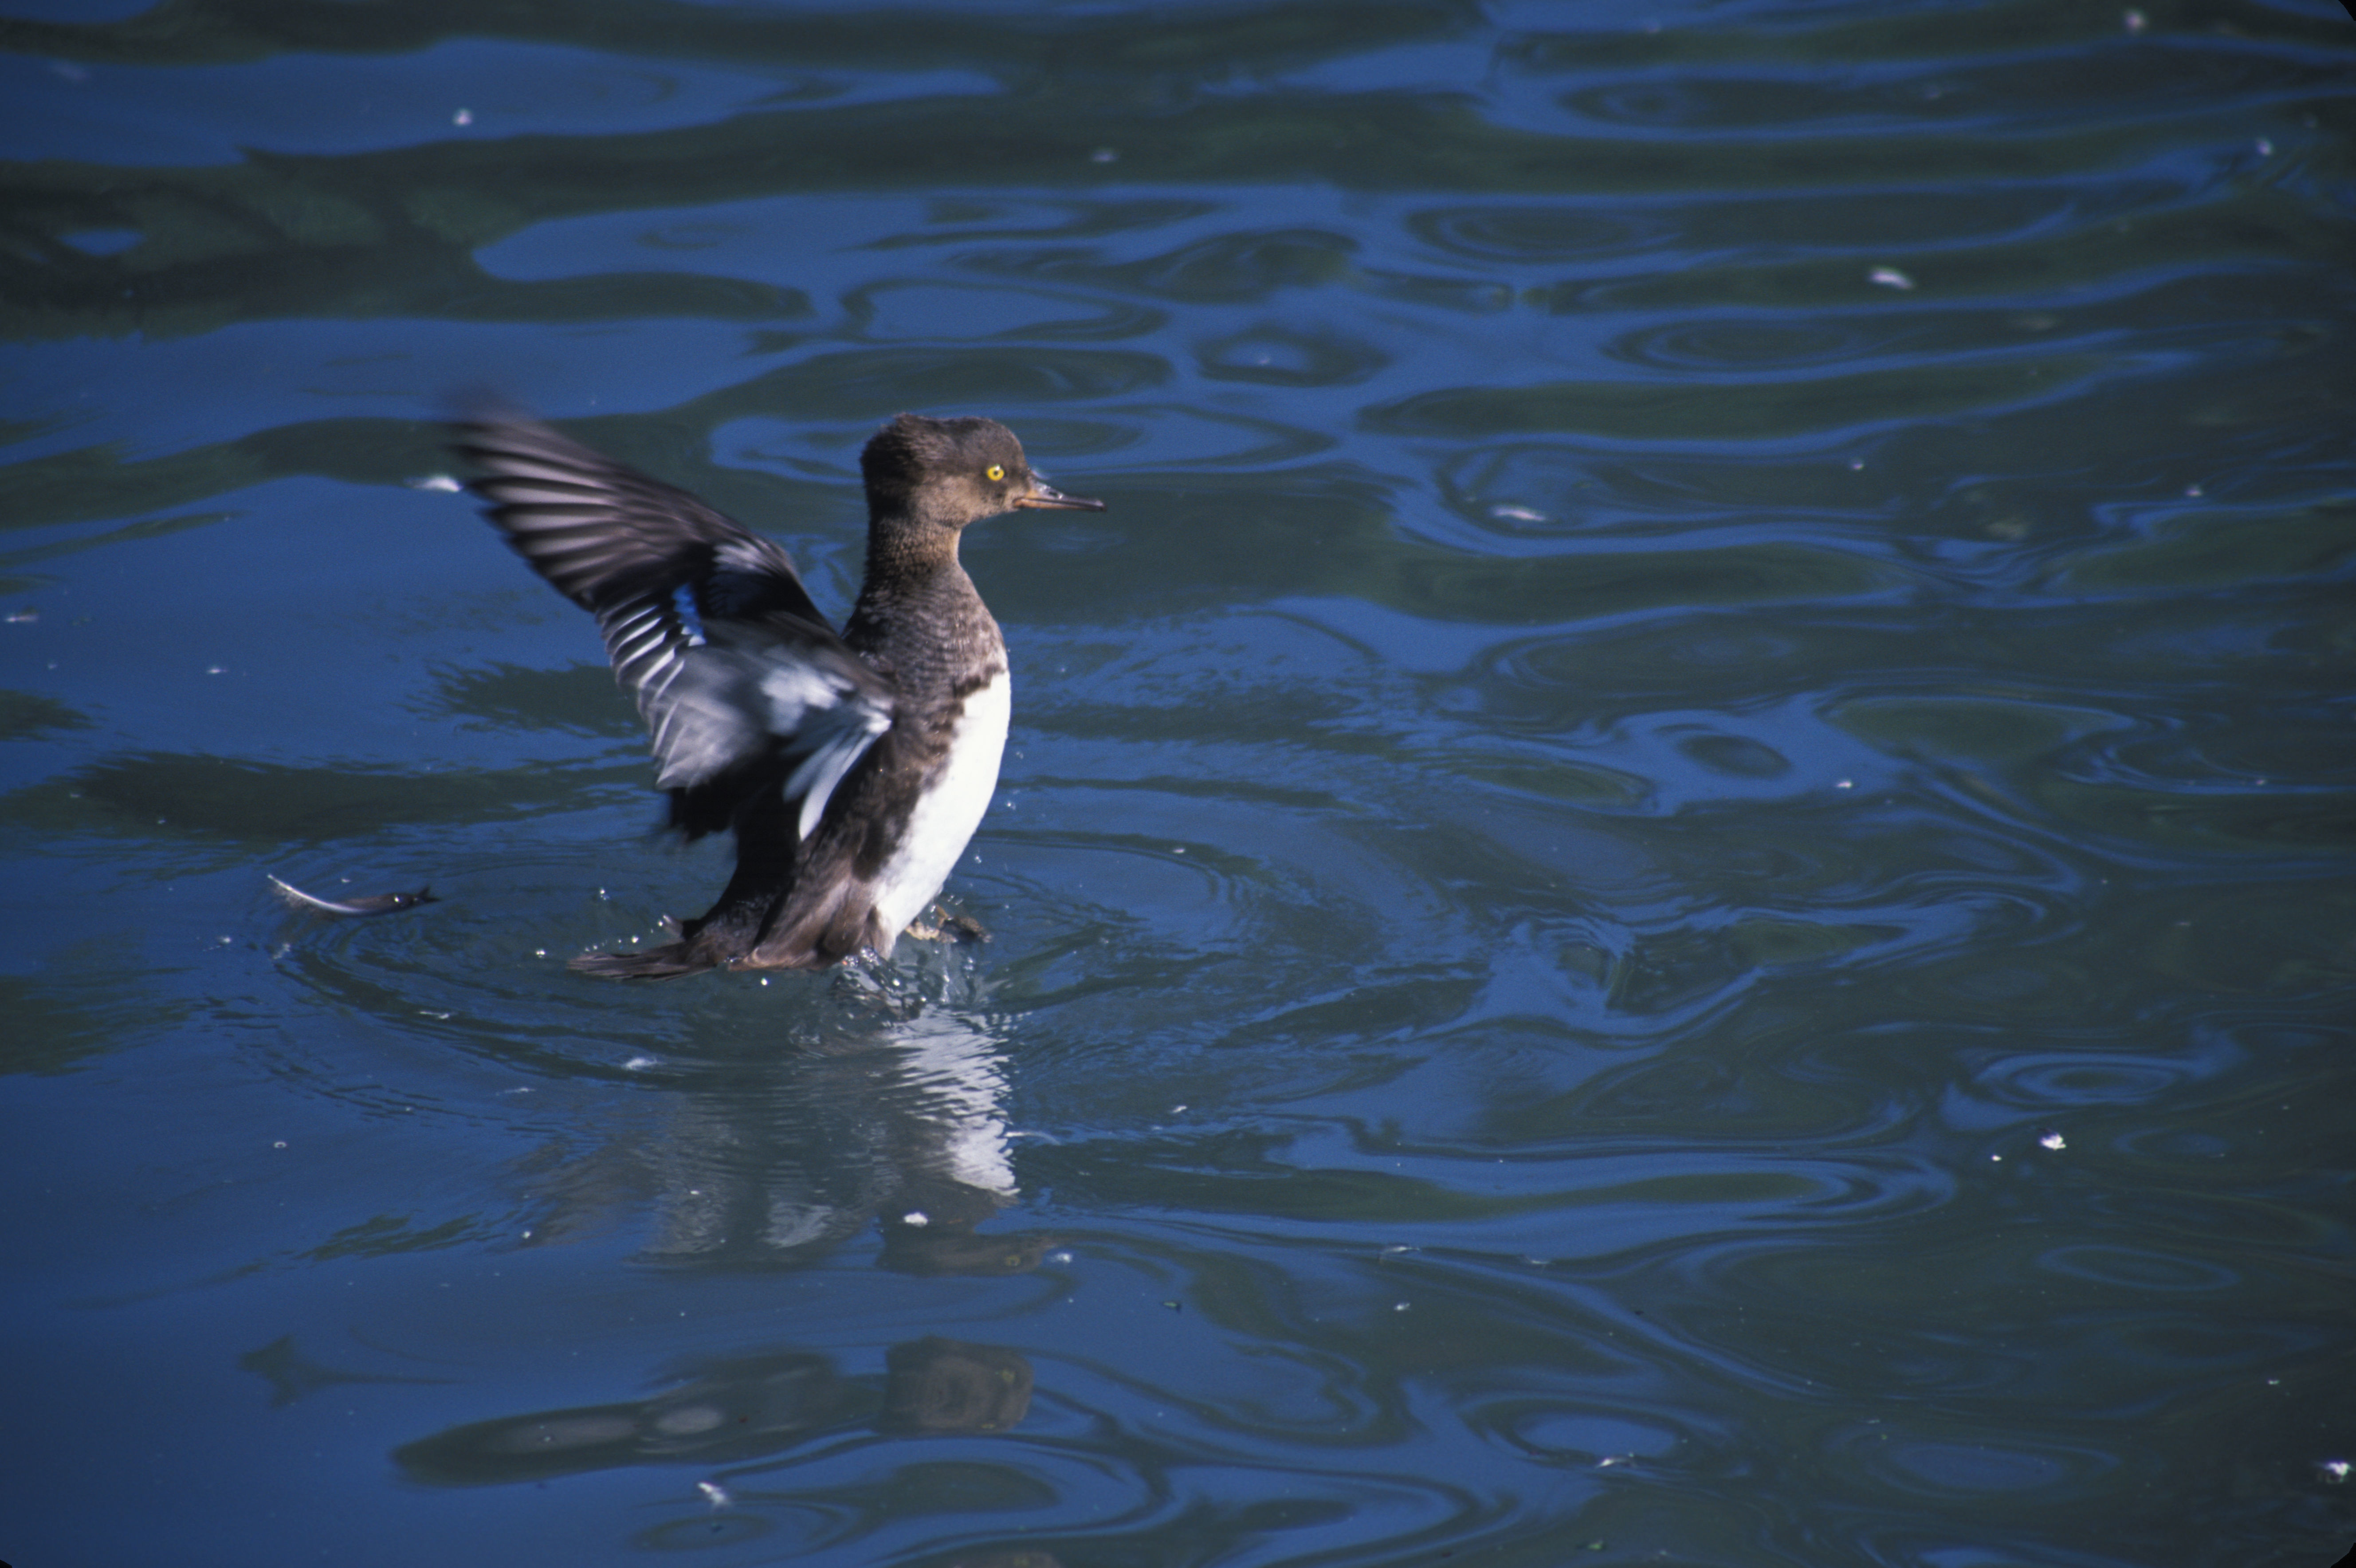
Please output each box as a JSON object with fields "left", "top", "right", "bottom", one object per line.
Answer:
{"left": 1608, "top": 314, "right": 1879, "bottom": 371}
{"left": 2051, "top": 498, "right": 2356, "bottom": 591}
{"left": 0, "top": 964, "right": 192, "bottom": 1075}
{"left": 1863, "top": 1432, "right": 2116, "bottom": 1499}
{"left": 423, "top": 661, "right": 648, "bottom": 740}
{"left": 13, "top": 0, "right": 1474, "bottom": 80}
{"left": 0, "top": 418, "right": 443, "bottom": 530}
{"left": 1366, "top": 356, "right": 2105, "bottom": 441}
{"left": 842, "top": 279, "right": 1164, "bottom": 345}
{"left": 1408, "top": 203, "right": 1666, "bottom": 263}
{"left": 1556, "top": 36, "right": 2347, "bottom": 136}
{"left": 1504, "top": 0, "right": 2354, "bottom": 81}
{"left": 2034, "top": 1245, "right": 2240, "bottom": 1293}
{"left": 6, "top": 750, "right": 641, "bottom": 845}
{"left": 0, "top": 686, "right": 94, "bottom": 741}
{"left": 989, "top": 226, "right": 1362, "bottom": 305}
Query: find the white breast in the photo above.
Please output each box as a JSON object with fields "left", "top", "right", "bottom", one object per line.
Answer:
{"left": 869, "top": 670, "right": 1009, "bottom": 939}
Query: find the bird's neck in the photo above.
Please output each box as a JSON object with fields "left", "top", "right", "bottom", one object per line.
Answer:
{"left": 863, "top": 509, "right": 962, "bottom": 581}
{"left": 848, "top": 515, "right": 991, "bottom": 663}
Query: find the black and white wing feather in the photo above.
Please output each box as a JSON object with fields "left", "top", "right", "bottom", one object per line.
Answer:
{"left": 458, "top": 417, "right": 893, "bottom": 840}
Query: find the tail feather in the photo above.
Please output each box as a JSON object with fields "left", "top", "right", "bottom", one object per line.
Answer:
{"left": 568, "top": 942, "right": 715, "bottom": 980}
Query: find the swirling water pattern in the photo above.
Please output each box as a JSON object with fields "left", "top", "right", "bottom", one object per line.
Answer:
{"left": 2, "top": 0, "right": 2352, "bottom": 1564}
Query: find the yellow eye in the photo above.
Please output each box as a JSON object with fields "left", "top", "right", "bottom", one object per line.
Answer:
{"left": 985, "top": 464, "right": 1005, "bottom": 483}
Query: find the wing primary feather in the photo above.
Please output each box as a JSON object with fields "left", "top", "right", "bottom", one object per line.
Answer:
{"left": 458, "top": 414, "right": 896, "bottom": 838}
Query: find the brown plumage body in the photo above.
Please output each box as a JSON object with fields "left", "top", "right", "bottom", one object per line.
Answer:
{"left": 457, "top": 413, "right": 1102, "bottom": 978}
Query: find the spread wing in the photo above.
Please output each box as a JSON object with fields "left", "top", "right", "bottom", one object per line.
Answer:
{"left": 457, "top": 416, "right": 893, "bottom": 841}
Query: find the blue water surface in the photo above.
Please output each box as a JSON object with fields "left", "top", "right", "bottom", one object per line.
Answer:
{"left": 2, "top": 0, "right": 2352, "bottom": 1565}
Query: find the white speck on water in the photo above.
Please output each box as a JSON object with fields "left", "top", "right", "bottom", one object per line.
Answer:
{"left": 273, "top": 1140, "right": 288, "bottom": 1150}
{"left": 420, "top": 1010, "right": 452, "bottom": 1020}
{"left": 1835, "top": 778, "right": 1855, "bottom": 790}
{"left": 2123, "top": 8, "right": 2146, "bottom": 31}
{"left": 760, "top": 976, "right": 769, "bottom": 986}
{"left": 1869, "top": 267, "right": 1915, "bottom": 290}
{"left": 1171, "top": 1104, "right": 1187, "bottom": 1114}
{"left": 1382, "top": 1244, "right": 1415, "bottom": 1255}
{"left": 1848, "top": 459, "right": 1865, "bottom": 471}
{"left": 624, "top": 1056, "right": 657, "bottom": 1072}
{"left": 534, "top": 949, "right": 546, "bottom": 958}
{"left": 1990, "top": 1153, "right": 2003, "bottom": 1162}
{"left": 1172, "top": 846, "right": 1185, "bottom": 854}
{"left": 2039, "top": 1130, "right": 2066, "bottom": 1151}
{"left": 1490, "top": 504, "right": 1547, "bottom": 523}
{"left": 902, "top": 1210, "right": 930, "bottom": 1227}
{"left": 1050, "top": 1250, "right": 1073, "bottom": 1265}
{"left": 1394, "top": 1301, "right": 1410, "bottom": 1312}
{"left": 207, "top": 666, "right": 226, "bottom": 675}
{"left": 2256, "top": 138, "right": 2273, "bottom": 156}
{"left": 2322, "top": 1459, "right": 2350, "bottom": 1483}
{"left": 6, "top": 609, "right": 36, "bottom": 623}
{"left": 453, "top": 108, "right": 473, "bottom": 126}
{"left": 408, "top": 474, "right": 462, "bottom": 492}
{"left": 697, "top": 1480, "right": 730, "bottom": 1508}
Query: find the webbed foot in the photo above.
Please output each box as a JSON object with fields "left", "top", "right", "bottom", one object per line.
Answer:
{"left": 906, "top": 907, "right": 990, "bottom": 944}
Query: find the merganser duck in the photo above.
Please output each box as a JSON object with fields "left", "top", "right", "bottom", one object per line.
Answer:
{"left": 458, "top": 413, "right": 1102, "bottom": 978}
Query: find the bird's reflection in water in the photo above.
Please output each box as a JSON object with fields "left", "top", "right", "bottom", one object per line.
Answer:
{"left": 394, "top": 1335, "right": 1033, "bottom": 1486}
{"left": 402, "top": 986, "right": 1049, "bottom": 1492}
{"left": 526, "top": 979, "right": 1052, "bottom": 1277}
